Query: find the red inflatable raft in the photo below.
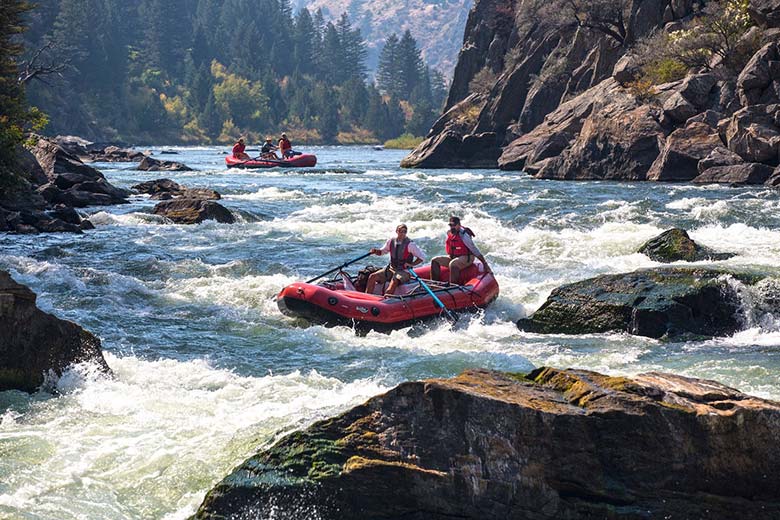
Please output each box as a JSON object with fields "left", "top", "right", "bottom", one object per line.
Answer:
{"left": 277, "top": 263, "right": 499, "bottom": 332}
{"left": 225, "top": 154, "right": 317, "bottom": 168}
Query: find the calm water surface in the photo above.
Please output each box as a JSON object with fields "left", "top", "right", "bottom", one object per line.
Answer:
{"left": 1, "top": 145, "right": 780, "bottom": 519}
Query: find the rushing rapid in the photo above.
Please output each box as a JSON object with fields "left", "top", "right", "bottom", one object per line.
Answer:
{"left": 2, "top": 146, "right": 780, "bottom": 519}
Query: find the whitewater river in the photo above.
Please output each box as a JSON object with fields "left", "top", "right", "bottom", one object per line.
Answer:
{"left": 2, "top": 146, "right": 780, "bottom": 519}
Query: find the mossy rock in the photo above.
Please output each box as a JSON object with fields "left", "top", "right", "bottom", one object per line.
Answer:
{"left": 638, "top": 228, "right": 735, "bottom": 262}
{"left": 517, "top": 267, "right": 760, "bottom": 339}
{"left": 192, "top": 368, "right": 780, "bottom": 519}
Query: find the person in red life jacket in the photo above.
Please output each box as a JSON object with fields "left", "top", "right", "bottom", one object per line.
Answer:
{"left": 430, "top": 216, "right": 492, "bottom": 284}
{"left": 364, "top": 224, "right": 426, "bottom": 296}
{"left": 278, "top": 132, "right": 293, "bottom": 158}
{"left": 232, "top": 137, "right": 250, "bottom": 160}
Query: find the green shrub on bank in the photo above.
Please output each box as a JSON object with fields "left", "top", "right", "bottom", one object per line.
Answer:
{"left": 641, "top": 58, "right": 688, "bottom": 85}
{"left": 383, "top": 133, "right": 424, "bottom": 149}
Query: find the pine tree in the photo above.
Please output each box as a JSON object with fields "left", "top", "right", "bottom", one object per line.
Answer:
{"left": 339, "top": 76, "right": 368, "bottom": 124}
{"left": 398, "top": 30, "right": 423, "bottom": 97}
{"left": 319, "top": 22, "right": 343, "bottom": 85}
{"left": 430, "top": 68, "right": 448, "bottom": 109}
{"left": 199, "top": 91, "right": 223, "bottom": 139}
{"left": 293, "top": 8, "right": 316, "bottom": 76}
{"left": 1, "top": 0, "right": 39, "bottom": 182}
{"left": 335, "top": 13, "right": 366, "bottom": 82}
{"left": 377, "top": 33, "right": 401, "bottom": 98}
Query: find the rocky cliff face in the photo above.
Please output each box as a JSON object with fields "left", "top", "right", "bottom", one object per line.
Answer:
{"left": 403, "top": 0, "right": 780, "bottom": 183}
{"left": 194, "top": 367, "right": 780, "bottom": 519}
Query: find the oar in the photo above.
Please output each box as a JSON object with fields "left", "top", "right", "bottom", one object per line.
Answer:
{"left": 306, "top": 252, "right": 373, "bottom": 284}
{"left": 408, "top": 267, "right": 458, "bottom": 322}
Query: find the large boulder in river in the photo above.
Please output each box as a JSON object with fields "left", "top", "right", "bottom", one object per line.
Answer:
{"left": 638, "top": 228, "right": 735, "bottom": 262}
{"left": 0, "top": 270, "right": 111, "bottom": 392}
{"left": 516, "top": 268, "right": 755, "bottom": 339}
{"left": 137, "top": 156, "right": 193, "bottom": 172}
{"left": 193, "top": 367, "right": 780, "bottom": 520}
{"left": 152, "top": 199, "right": 234, "bottom": 224}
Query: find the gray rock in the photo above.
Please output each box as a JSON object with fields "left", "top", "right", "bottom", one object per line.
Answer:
{"left": 738, "top": 42, "right": 780, "bottom": 105}
{"left": 725, "top": 104, "right": 780, "bottom": 163}
{"left": 152, "top": 199, "right": 235, "bottom": 224}
{"left": 612, "top": 54, "right": 639, "bottom": 85}
{"left": 638, "top": 228, "right": 736, "bottom": 262}
{"left": 748, "top": 0, "right": 780, "bottom": 28}
{"left": 516, "top": 268, "right": 755, "bottom": 339}
{"left": 694, "top": 163, "right": 776, "bottom": 184}
{"left": 0, "top": 270, "right": 111, "bottom": 391}
{"left": 678, "top": 73, "right": 718, "bottom": 108}
{"left": 687, "top": 109, "right": 725, "bottom": 129}
{"left": 663, "top": 92, "right": 699, "bottom": 123}
{"left": 647, "top": 122, "right": 723, "bottom": 181}
{"left": 137, "top": 156, "right": 193, "bottom": 172}
{"left": 132, "top": 179, "right": 221, "bottom": 200}
{"left": 697, "top": 146, "right": 745, "bottom": 173}
{"left": 193, "top": 366, "right": 780, "bottom": 520}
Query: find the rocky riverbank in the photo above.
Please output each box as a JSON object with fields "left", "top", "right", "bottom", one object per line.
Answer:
{"left": 402, "top": 0, "right": 780, "bottom": 185}
{"left": 194, "top": 367, "right": 780, "bottom": 519}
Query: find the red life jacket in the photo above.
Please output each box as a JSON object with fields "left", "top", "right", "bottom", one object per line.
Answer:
{"left": 445, "top": 227, "right": 474, "bottom": 258}
{"left": 232, "top": 142, "right": 245, "bottom": 155}
{"left": 390, "top": 237, "right": 414, "bottom": 269}
{"left": 279, "top": 137, "right": 291, "bottom": 152}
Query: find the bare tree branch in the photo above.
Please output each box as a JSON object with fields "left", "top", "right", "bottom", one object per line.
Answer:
{"left": 17, "top": 41, "right": 70, "bottom": 85}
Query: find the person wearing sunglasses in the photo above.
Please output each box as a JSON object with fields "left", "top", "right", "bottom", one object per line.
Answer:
{"left": 365, "top": 224, "right": 426, "bottom": 295}
{"left": 431, "top": 216, "right": 492, "bottom": 284}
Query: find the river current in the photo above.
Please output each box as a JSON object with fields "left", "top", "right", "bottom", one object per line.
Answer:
{"left": 2, "top": 146, "right": 780, "bottom": 519}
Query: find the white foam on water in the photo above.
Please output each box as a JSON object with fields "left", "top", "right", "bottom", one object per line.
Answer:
{"left": 88, "top": 211, "right": 167, "bottom": 226}
{"left": 227, "top": 187, "right": 307, "bottom": 201}
{"left": 0, "top": 354, "right": 388, "bottom": 520}
{"left": 165, "top": 272, "right": 296, "bottom": 315}
{"left": 690, "top": 224, "right": 780, "bottom": 269}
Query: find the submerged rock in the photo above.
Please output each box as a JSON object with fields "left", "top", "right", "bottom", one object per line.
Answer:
{"left": 0, "top": 270, "right": 111, "bottom": 392}
{"left": 516, "top": 268, "right": 754, "bottom": 339}
{"left": 137, "top": 156, "right": 193, "bottom": 172}
{"left": 193, "top": 367, "right": 780, "bottom": 519}
{"left": 638, "top": 228, "right": 736, "bottom": 262}
{"left": 152, "top": 199, "right": 234, "bottom": 224}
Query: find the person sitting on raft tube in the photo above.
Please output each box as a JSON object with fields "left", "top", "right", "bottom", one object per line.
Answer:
{"left": 278, "top": 132, "right": 293, "bottom": 158}
{"left": 365, "top": 224, "right": 426, "bottom": 296}
{"left": 232, "top": 137, "right": 250, "bottom": 160}
{"left": 260, "top": 137, "right": 279, "bottom": 160}
{"left": 431, "top": 216, "right": 492, "bottom": 284}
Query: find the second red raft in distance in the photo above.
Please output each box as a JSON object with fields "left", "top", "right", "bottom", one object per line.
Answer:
{"left": 225, "top": 153, "right": 317, "bottom": 168}
{"left": 277, "top": 263, "right": 499, "bottom": 333}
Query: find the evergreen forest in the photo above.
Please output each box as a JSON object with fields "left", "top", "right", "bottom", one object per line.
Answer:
{"left": 18, "top": 0, "right": 449, "bottom": 145}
